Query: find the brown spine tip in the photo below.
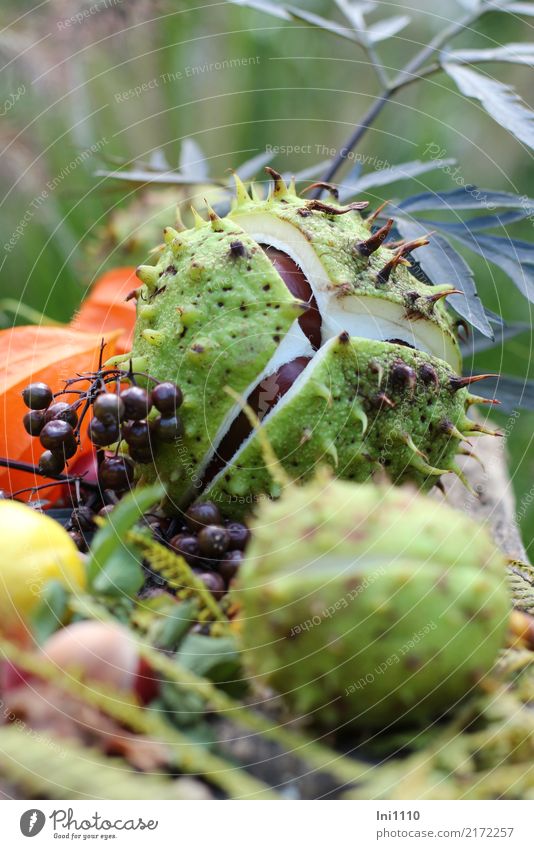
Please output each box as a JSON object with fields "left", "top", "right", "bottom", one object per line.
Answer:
{"left": 367, "top": 199, "right": 391, "bottom": 224}
{"left": 301, "top": 181, "right": 339, "bottom": 200}
{"left": 395, "top": 234, "right": 432, "bottom": 258}
{"left": 376, "top": 250, "right": 410, "bottom": 285}
{"left": 306, "top": 199, "right": 369, "bottom": 215}
{"left": 357, "top": 219, "right": 394, "bottom": 258}
{"left": 265, "top": 166, "right": 283, "bottom": 184}
{"left": 426, "top": 288, "right": 463, "bottom": 306}
{"left": 125, "top": 288, "right": 140, "bottom": 302}
{"left": 450, "top": 373, "right": 499, "bottom": 391}
{"left": 338, "top": 330, "right": 350, "bottom": 344}
{"left": 372, "top": 391, "right": 396, "bottom": 410}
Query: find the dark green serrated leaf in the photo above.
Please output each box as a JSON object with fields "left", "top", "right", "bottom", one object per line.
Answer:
{"left": 398, "top": 186, "right": 534, "bottom": 213}
{"left": 473, "top": 374, "right": 534, "bottom": 412}
{"left": 179, "top": 138, "right": 209, "bottom": 181}
{"left": 339, "top": 158, "right": 456, "bottom": 200}
{"left": 444, "top": 44, "right": 534, "bottom": 67}
{"left": 443, "top": 230, "right": 534, "bottom": 303}
{"left": 395, "top": 218, "right": 492, "bottom": 337}
{"left": 461, "top": 320, "right": 530, "bottom": 356}
{"left": 443, "top": 63, "right": 534, "bottom": 151}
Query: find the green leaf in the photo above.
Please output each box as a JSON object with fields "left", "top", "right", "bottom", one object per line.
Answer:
{"left": 394, "top": 218, "right": 492, "bottom": 337}
{"left": 176, "top": 634, "right": 245, "bottom": 695}
{"left": 92, "top": 543, "right": 145, "bottom": 597}
{"left": 153, "top": 599, "right": 199, "bottom": 650}
{"left": 366, "top": 15, "right": 410, "bottom": 43}
{"left": 30, "top": 580, "right": 68, "bottom": 645}
{"left": 445, "top": 44, "right": 534, "bottom": 67}
{"left": 443, "top": 62, "right": 534, "bottom": 151}
{"left": 504, "top": 2, "right": 534, "bottom": 16}
{"left": 179, "top": 138, "right": 209, "bottom": 181}
{"left": 227, "top": 0, "right": 365, "bottom": 44}
{"left": 339, "top": 158, "right": 456, "bottom": 198}
{"left": 87, "top": 483, "right": 164, "bottom": 585}
{"left": 398, "top": 186, "right": 534, "bottom": 212}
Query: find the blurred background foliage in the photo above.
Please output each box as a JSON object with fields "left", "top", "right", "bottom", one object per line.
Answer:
{"left": 1, "top": 0, "right": 534, "bottom": 551}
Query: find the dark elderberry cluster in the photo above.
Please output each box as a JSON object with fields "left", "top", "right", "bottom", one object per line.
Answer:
{"left": 22, "top": 382, "right": 79, "bottom": 476}
{"left": 88, "top": 381, "right": 183, "bottom": 469}
{"left": 22, "top": 369, "right": 184, "bottom": 493}
{"left": 166, "top": 500, "right": 249, "bottom": 598}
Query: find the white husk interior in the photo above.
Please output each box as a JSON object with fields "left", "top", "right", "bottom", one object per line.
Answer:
{"left": 185, "top": 322, "right": 313, "bottom": 500}
{"left": 206, "top": 338, "right": 335, "bottom": 491}
{"left": 233, "top": 211, "right": 460, "bottom": 371}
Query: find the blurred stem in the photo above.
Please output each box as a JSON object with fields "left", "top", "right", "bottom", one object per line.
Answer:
{"left": 317, "top": 6, "right": 491, "bottom": 190}
{"left": 0, "top": 299, "right": 63, "bottom": 327}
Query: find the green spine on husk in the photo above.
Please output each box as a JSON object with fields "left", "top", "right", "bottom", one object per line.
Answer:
{"left": 112, "top": 169, "right": 497, "bottom": 515}
{"left": 234, "top": 476, "right": 510, "bottom": 730}
{"left": 205, "top": 335, "right": 480, "bottom": 511}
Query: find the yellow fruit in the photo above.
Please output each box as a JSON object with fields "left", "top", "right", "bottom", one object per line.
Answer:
{"left": 0, "top": 501, "right": 85, "bottom": 639}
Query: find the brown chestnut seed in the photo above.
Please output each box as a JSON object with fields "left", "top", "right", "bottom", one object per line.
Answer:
{"left": 205, "top": 356, "right": 311, "bottom": 479}
{"left": 261, "top": 245, "right": 322, "bottom": 350}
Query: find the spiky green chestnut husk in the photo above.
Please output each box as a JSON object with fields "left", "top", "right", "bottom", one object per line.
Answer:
{"left": 234, "top": 477, "right": 510, "bottom": 730}
{"left": 113, "top": 169, "right": 497, "bottom": 515}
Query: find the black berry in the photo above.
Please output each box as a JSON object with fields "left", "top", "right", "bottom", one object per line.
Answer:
{"left": 23, "top": 410, "right": 45, "bottom": 436}
{"left": 88, "top": 417, "right": 120, "bottom": 447}
{"left": 38, "top": 450, "right": 65, "bottom": 476}
{"left": 120, "top": 386, "right": 152, "bottom": 420}
{"left": 123, "top": 419, "right": 151, "bottom": 448}
{"left": 152, "top": 414, "right": 183, "bottom": 442}
{"left": 218, "top": 550, "right": 243, "bottom": 584}
{"left": 169, "top": 533, "right": 200, "bottom": 566}
{"left": 196, "top": 570, "right": 225, "bottom": 600}
{"left": 185, "top": 501, "right": 221, "bottom": 531}
{"left": 98, "top": 456, "right": 134, "bottom": 491}
{"left": 151, "top": 382, "right": 183, "bottom": 414}
{"left": 40, "top": 420, "right": 74, "bottom": 451}
{"left": 44, "top": 402, "right": 78, "bottom": 427}
{"left": 197, "top": 525, "right": 230, "bottom": 558}
{"left": 93, "top": 392, "right": 125, "bottom": 425}
{"left": 22, "top": 382, "right": 53, "bottom": 410}
{"left": 225, "top": 521, "right": 250, "bottom": 551}
{"left": 128, "top": 445, "right": 154, "bottom": 464}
